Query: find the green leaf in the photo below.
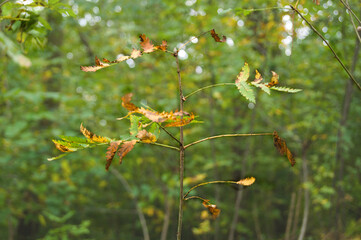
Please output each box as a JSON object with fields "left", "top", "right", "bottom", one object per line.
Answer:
{"left": 59, "top": 135, "right": 92, "bottom": 144}
{"left": 38, "top": 17, "right": 52, "bottom": 31}
{"left": 47, "top": 153, "right": 69, "bottom": 161}
{"left": 130, "top": 115, "right": 142, "bottom": 135}
{"left": 148, "top": 122, "right": 160, "bottom": 139}
{"left": 251, "top": 82, "right": 270, "bottom": 95}
{"left": 270, "top": 86, "right": 302, "bottom": 93}
{"left": 236, "top": 81, "right": 256, "bottom": 103}
{"left": 52, "top": 140, "right": 87, "bottom": 150}
{"left": 236, "top": 62, "right": 250, "bottom": 83}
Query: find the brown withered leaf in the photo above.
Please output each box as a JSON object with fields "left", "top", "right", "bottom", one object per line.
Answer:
{"left": 130, "top": 49, "right": 142, "bottom": 59}
{"left": 52, "top": 140, "right": 73, "bottom": 152}
{"left": 237, "top": 177, "right": 256, "bottom": 186}
{"left": 273, "top": 131, "right": 296, "bottom": 166}
{"left": 210, "top": 29, "right": 226, "bottom": 43}
{"left": 202, "top": 201, "right": 221, "bottom": 219}
{"left": 136, "top": 130, "right": 157, "bottom": 143}
{"left": 116, "top": 55, "right": 130, "bottom": 62}
{"left": 155, "top": 40, "right": 168, "bottom": 51}
{"left": 80, "top": 123, "right": 109, "bottom": 143}
{"left": 105, "top": 141, "right": 122, "bottom": 170}
{"left": 95, "top": 56, "right": 102, "bottom": 66}
{"left": 121, "top": 93, "right": 139, "bottom": 112}
{"left": 165, "top": 113, "right": 195, "bottom": 127}
{"left": 139, "top": 34, "right": 155, "bottom": 53}
{"left": 80, "top": 56, "right": 110, "bottom": 72}
{"left": 252, "top": 70, "right": 263, "bottom": 84}
{"left": 117, "top": 140, "right": 137, "bottom": 164}
{"left": 267, "top": 71, "right": 279, "bottom": 87}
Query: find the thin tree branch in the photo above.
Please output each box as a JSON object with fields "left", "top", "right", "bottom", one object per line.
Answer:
{"left": 178, "top": 30, "right": 210, "bottom": 51}
{"left": 184, "top": 83, "right": 235, "bottom": 99}
{"left": 345, "top": 0, "right": 361, "bottom": 43}
{"left": 146, "top": 142, "right": 180, "bottom": 151}
{"left": 110, "top": 169, "right": 150, "bottom": 240}
{"left": 157, "top": 122, "right": 182, "bottom": 146}
{"left": 290, "top": 5, "right": 361, "bottom": 91}
{"left": 0, "top": 0, "right": 10, "bottom": 8}
{"left": 184, "top": 195, "right": 209, "bottom": 202}
{"left": 184, "top": 133, "right": 273, "bottom": 149}
{"left": 339, "top": 0, "right": 361, "bottom": 25}
{"left": 184, "top": 180, "right": 239, "bottom": 199}
{"left": 175, "top": 51, "right": 185, "bottom": 240}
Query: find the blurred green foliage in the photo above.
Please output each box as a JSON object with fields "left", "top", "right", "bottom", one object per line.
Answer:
{"left": 1, "top": 0, "right": 361, "bottom": 239}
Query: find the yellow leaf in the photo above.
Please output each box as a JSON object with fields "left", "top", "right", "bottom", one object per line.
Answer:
{"left": 236, "top": 177, "right": 256, "bottom": 186}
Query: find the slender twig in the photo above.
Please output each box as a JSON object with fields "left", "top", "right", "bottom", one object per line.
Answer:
{"left": 184, "top": 133, "right": 273, "bottom": 149}
{"left": 184, "top": 180, "right": 239, "bottom": 199}
{"left": 0, "top": 0, "right": 10, "bottom": 7}
{"left": 290, "top": 5, "right": 361, "bottom": 91}
{"left": 339, "top": 0, "right": 361, "bottom": 25}
{"left": 157, "top": 122, "right": 182, "bottom": 146}
{"left": 178, "top": 30, "right": 210, "bottom": 52}
{"left": 184, "top": 83, "right": 235, "bottom": 99}
{"left": 147, "top": 142, "right": 180, "bottom": 151}
{"left": 344, "top": 0, "right": 361, "bottom": 43}
{"left": 175, "top": 51, "right": 185, "bottom": 240}
{"left": 0, "top": 16, "right": 30, "bottom": 21}
{"left": 184, "top": 195, "right": 209, "bottom": 202}
{"left": 235, "top": 6, "right": 288, "bottom": 15}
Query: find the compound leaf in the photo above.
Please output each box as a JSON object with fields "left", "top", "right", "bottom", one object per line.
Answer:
{"left": 236, "top": 81, "right": 255, "bottom": 103}
{"left": 270, "top": 86, "right": 302, "bottom": 93}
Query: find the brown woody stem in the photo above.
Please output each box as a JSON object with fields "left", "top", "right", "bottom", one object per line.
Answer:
{"left": 290, "top": 5, "right": 361, "bottom": 91}
{"left": 339, "top": 0, "right": 361, "bottom": 25}
{"left": 175, "top": 51, "right": 185, "bottom": 240}
{"left": 184, "top": 133, "right": 273, "bottom": 149}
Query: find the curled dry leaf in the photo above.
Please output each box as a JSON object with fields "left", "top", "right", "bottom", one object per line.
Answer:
{"left": 253, "top": 70, "right": 263, "bottom": 84}
{"left": 117, "top": 140, "right": 137, "bottom": 164}
{"left": 237, "top": 177, "right": 256, "bottom": 186}
{"left": 138, "top": 108, "right": 171, "bottom": 122}
{"left": 130, "top": 49, "right": 142, "bottom": 59}
{"left": 121, "top": 93, "right": 139, "bottom": 112}
{"left": 202, "top": 201, "right": 221, "bottom": 219}
{"left": 273, "top": 131, "right": 296, "bottom": 166}
{"left": 136, "top": 130, "right": 157, "bottom": 143}
{"left": 165, "top": 113, "right": 195, "bottom": 127}
{"left": 210, "top": 29, "right": 226, "bottom": 43}
{"left": 105, "top": 141, "right": 122, "bottom": 170}
{"left": 139, "top": 34, "right": 155, "bottom": 53}
{"left": 155, "top": 40, "right": 168, "bottom": 51}
{"left": 266, "top": 71, "right": 279, "bottom": 87}
{"left": 80, "top": 123, "right": 109, "bottom": 143}
{"left": 52, "top": 140, "right": 73, "bottom": 152}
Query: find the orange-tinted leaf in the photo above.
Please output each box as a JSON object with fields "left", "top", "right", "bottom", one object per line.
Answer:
{"left": 121, "top": 93, "right": 138, "bottom": 112}
{"left": 237, "top": 177, "right": 256, "bottom": 186}
{"left": 136, "top": 130, "right": 157, "bottom": 143}
{"left": 273, "top": 131, "right": 295, "bottom": 166}
{"left": 253, "top": 70, "right": 263, "bottom": 84}
{"left": 95, "top": 56, "right": 101, "bottom": 66}
{"left": 155, "top": 40, "right": 168, "bottom": 51}
{"left": 139, "top": 34, "right": 155, "bottom": 53}
{"left": 105, "top": 141, "right": 122, "bottom": 170}
{"left": 52, "top": 140, "right": 73, "bottom": 152}
{"left": 130, "top": 49, "right": 142, "bottom": 59}
{"left": 210, "top": 29, "right": 226, "bottom": 43}
{"left": 267, "top": 71, "right": 279, "bottom": 87}
{"left": 117, "top": 140, "right": 137, "bottom": 164}
{"left": 202, "top": 201, "right": 221, "bottom": 219}
{"left": 80, "top": 123, "right": 109, "bottom": 143}
{"left": 165, "top": 113, "right": 195, "bottom": 127}
{"left": 138, "top": 108, "right": 172, "bottom": 123}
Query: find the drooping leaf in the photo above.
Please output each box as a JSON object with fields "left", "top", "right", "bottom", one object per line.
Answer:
{"left": 105, "top": 141, "right": 122, "bottom": 170}
{"left": 80, "top": 123, "right": 110, "bottom": 143}
{"left": 270, "top": 86, "right": 302, "bottom": 93}
{"left": 139, "top": 34, "right": 155, "bottom": 53}
{"left": 236, "top": 177, "right": 256, "bottom": 186}
{"left": 266, "top": 71, "right": 279, "bottom": 87}
{"left": 273, "top": 131, "right": 296, "bottom": 166}
{"left": 117, "top": 140, "right": 137, "bottom": 164}
{"left": 210, "top": 29, "right": 226, "bottom": 43}
{"left": 136, "top": 130, "right": 157, "bottom": 143}
{"left": 202, "top": 201, "right": 221, "bottom": 219}
{"left": 165, "top": 113, "right": 195, "bottom": 127}
{"left": 121, "top": 93, "right": 139, "bottom": 112}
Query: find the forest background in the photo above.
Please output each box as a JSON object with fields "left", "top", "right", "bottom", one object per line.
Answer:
{"left": 1, "top": 0, "right": 361, "bottom": 239}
